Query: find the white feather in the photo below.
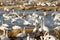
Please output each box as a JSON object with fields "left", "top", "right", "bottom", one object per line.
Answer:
{"left": 12, "top": 25, "right": 21, "bottom": 29}
{"left": 24, "top": 21, "right": 31, "bottom": 25}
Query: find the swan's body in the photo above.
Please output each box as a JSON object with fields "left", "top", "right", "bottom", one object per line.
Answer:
{"left": 12, "top": 25, "right": 21, "bottom": 29}
{"left": 37, "top": 2, "right": 41, "bottom": 6}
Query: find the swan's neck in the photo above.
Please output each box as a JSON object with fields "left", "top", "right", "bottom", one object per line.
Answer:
{"left": 3, "top": 30, "right": 5, "bottom": 35}
{"left": 23, "top": 27, "right": 25, "bottom": 33}
{"left": 41, "top": 17, "right": 45, "bottom": 28}
{"left": 3, "top": 30, "right": 8, "bottom": 37}
{"left": 27, "top": 34, "right": 30, "bottom": 40}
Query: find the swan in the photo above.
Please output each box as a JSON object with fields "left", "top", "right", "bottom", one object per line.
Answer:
{"left": 51, "top": 3, "right": 56, "bottom": 6}
{"left": 37, "top": 2, "right": 41, "bottom": 6}
{"left": 41, "top": 2, "right": 46, "bottom": 6}
{"left": 19, "top": 5, "right": 24, "bottom": 8}
{"left": 39, "top": 12, "right": 49, "bottom": 32}
{"left": 32, "top": 12, "right": 38, "bottom": 17}
{"left": 54, "top": 26, "right": 60, "bottom": 30}
{"left": 39, "top": 25, "right": 49, "bottom": 32}
{"left": 44, "top": 35, "right": 56, "bottom": 40}
{"left": 3, "top": 14, "right": 10, "bottom": 20}
{"left": 53, "top": 13, "right": 60, "bottom": 25}
{"left": 4, "top": 7, "right": 9, "bottom": 12}
{"left": 46, "top": 2, "right": 51, "bottom": 6}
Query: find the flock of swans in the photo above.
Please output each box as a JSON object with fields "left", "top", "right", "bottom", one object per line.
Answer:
{"left": 0, "top": 0, "right": 60, "bottom": 11}
{"left": 0, "top": 9, "right": 60, "bottom": 40}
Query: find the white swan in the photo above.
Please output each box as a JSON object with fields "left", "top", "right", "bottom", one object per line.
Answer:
{"left": 3, "top": 14, "right": 10, "bottom": 20}
{"left": 54, "top": 13, "right": 60, "bottom": 25}
{"left": 32, "top": 12, "right": 38, "bottom": 17}
{"left": 51, "top": 4, "right": 56, "bottom": 6}
{"left": 54, "top": 26, "right": 60, "bottom": 30}
{"left": 44, "top": 35, "right": 56, "bottom": 40}
{"left": 4, "top": 7, "right": 9, "bottom": 12}
{"left": 41, "top": 2, "right": 46, "bottom": 6}
{"left": 39, "top": 12, "right": 49, "bottom": 32}
{"left": 46, "top": 2, "right": 51, "bottom": 6}
{"left": 37, "top": 2, "right": 41, "bottom": 6}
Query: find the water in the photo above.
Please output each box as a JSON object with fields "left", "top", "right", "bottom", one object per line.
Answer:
{"left": 0, "top": 10, "right": 60, "bottom": 27}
